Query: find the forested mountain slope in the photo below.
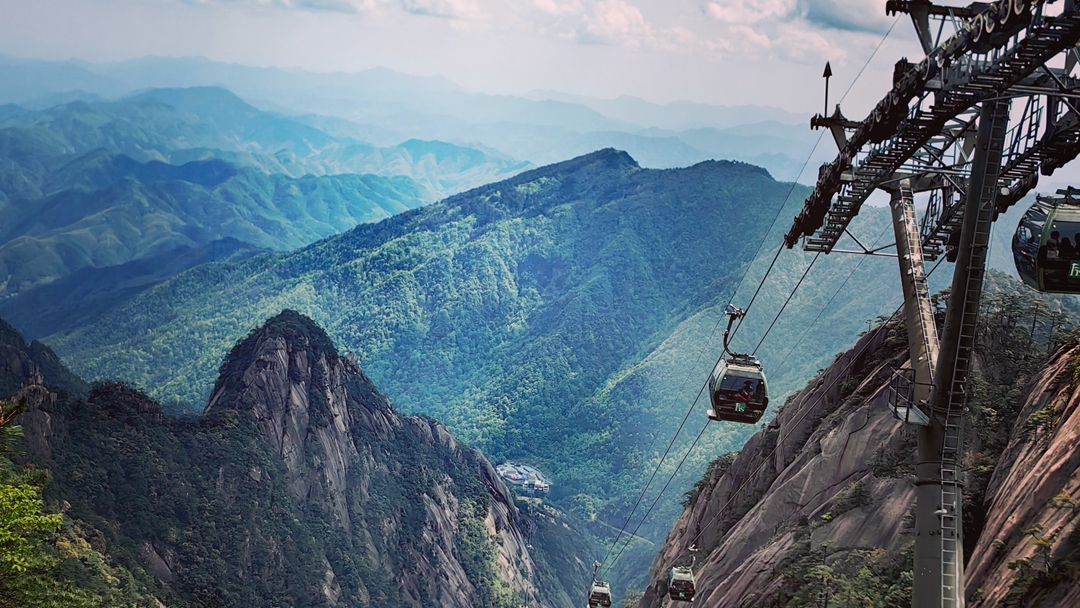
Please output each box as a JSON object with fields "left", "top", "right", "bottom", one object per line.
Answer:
{"left": 641, "top": 273, "right": 1080, "bottom": 607}
{"left": 3, "top": 310, "right": 587, "bottom": 607}
{"left": 0, "top": 160, "right": 423, "bottom": 299}
{"left": 0, "top": 87, "right": 532, "bottom": 332}
{"left": 35, "top": 147, "right": 917, "bottom": 573}
{"left": 43, "top": 150, "right": 792, "bottom": 510}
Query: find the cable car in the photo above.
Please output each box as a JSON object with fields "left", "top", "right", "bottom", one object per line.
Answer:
{"left": 1013, "top": 188, "right": 1080, "bottom": 293}
{"left": 588, "top": 581, "right": 611, "bottom": 608}
{"left": 668, "top": 566, "right": 696, "bottom": 602}
{"left": 707, "top": 306, "right": 769, "bottom": 424}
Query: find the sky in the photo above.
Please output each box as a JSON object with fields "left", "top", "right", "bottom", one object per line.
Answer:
{"left": 0, "top": 0, "right": 929, "bottom": 116}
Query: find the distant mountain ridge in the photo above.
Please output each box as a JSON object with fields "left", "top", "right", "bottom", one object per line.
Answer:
{"left": 0, "top": 84, "right": 534, "bottom": 315}
{"left": 0, "top": 55, "right": 823, "bottom": 181}
{"left": 0, "top": 86, "right": 530, "bottom": 199}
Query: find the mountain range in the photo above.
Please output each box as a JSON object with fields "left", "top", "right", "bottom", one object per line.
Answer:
{"left": 0, "top": 54, "right": 825, "bottom": 182}
{"left": 0, "top": 85, "right": 536, "bottom": 314}
{"left": 16, "top": 147, "right": 936, "bottom": 598}
{"left": 3, "top": 52, "right": 1067, "bottom": 605}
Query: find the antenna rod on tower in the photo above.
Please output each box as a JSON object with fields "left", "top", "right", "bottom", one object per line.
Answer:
{"left": 822, "top": 61, "right": 832, "bottom": 116}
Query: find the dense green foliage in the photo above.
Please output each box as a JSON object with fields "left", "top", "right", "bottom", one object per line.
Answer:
{"left": 0, "top": 399, "right": 161, "bottom": 607}
{"left": 0, "top": 153, "right": 426, "bottom": 299}
{"left": 0, "top": 86, "right": 533, "bottom": 338}
{"left": 47, "top": 151, "right": 789, "bottom": 497}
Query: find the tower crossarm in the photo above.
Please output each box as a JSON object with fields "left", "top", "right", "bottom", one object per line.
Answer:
{"left": 915, "top": 82, "right": 1080, "bottom": 260}
{"left": 784, "top": 1, "right": 1080, "bottom": 253}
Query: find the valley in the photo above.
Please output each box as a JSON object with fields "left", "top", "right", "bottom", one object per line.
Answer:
{"left": 3, "top": 17, "right": 1080, "bottom": 605}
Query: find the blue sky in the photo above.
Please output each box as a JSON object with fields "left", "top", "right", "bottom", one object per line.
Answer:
{"left": 0, "top": 0, "right": 926, "bottom": 114}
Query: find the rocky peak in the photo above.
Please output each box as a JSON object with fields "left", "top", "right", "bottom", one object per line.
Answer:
{"left": 199, "top": 309, "right": 540, "bottom": 605}
{"left": 0, "top": 316, "right": 88, "bottom": 399}
{"left": 205, "top": 309, "right": 395, "bottom": 510}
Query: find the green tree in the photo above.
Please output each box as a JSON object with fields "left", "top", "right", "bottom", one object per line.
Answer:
{"left": 619, "top": 589, "right": 644, "bottom": 607}
{"left": 0, "top": 400, "right": 61, "bottom": 576}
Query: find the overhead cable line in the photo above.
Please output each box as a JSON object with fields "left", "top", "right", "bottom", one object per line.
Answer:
{"left": 594, "top": 141, "right": 823, "bottom": 576}
{"left": 595, "top": 375, "right": 710, "bottom": 575}
{"left": 606, "top": 420, "right": 712, "bottom": 569}
{"left": 771, "top": 223, "right": 892, "bottom": 377}
{"left": 752, "top": 252, "right": 821, "bottom": 356}
{"left": 598, "top": 20, "right": 904, "bottom": 577}
{"left": 624, "top": 222, "right": 890, "bottom": 561}
{"left": 839, "top": 17, "right": 902, "bottom": 105}
{"left": 731, "top": 15, "right": 900, "bottom": 345}
{"left": 678, "top": 257, "right": 945, "bottom": 558}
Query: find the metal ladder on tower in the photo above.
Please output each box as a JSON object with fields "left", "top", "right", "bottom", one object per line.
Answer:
{"left": 938, "top": 99, "right": 1009, "bottom": 608}
{"left": 898, "top": 181, "right": 939, "bottom": 390}
{"left": 888, "top": 179, "right": 937, "bottom": 426}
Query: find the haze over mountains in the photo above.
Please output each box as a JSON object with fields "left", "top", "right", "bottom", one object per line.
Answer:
{"left": 0, "top": 54, "right": 825, "bottom": 182}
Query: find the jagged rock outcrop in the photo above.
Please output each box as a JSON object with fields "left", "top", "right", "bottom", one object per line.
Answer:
{"left": 965, "top": 344, "right": 1080, "bottom": 607}
{"left": 203, "top": 310, "right": 539, "bottom": 606}
{"left": 1, "top": 316, "right": 69, "bottom": 458}
{"left": 641, "top": 326, "right": 913, "bottom": 607}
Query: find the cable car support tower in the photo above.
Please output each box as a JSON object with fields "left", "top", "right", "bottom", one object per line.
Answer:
{"left": 785, "top": 1, "right": 1080, "bottom": 607}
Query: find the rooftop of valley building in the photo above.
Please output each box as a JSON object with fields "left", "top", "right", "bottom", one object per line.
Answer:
{"left": 496, "top": 462, "right": 550, "bottom": 494}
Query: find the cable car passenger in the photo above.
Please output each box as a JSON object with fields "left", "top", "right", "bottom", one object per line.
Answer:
{"left": 1015, "top": 189, "right": 1080, "bottom": 293}
{"left": 708, "top": 358, "right": 769, "bottom": 424}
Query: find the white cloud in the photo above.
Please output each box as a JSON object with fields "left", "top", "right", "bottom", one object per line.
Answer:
{"left": 576, "top": 0, "right": 649, "bottom": 45}
{"left": 400, "top": 0, "right": 483, "bottom": 19}
{"left": 705, "top": 0, "right": 795, "bottom": 26}
{"left": 796, "top": 0, "right": 891, "bottom": 34}
{"left": 702, "top": 0, "right": 855, "bottom": 64}
{"left": 181, "top": 0, "right": 487, "bottom": 18}
{"left": 179, "top": 0, "right": 386, "bottom": 13}
{"left": 530, "top": 0, "right": 581, "bottom": 16}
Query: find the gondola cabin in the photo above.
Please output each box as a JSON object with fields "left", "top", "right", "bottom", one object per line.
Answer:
{"left": 707, "top": 355, "right": 769, "bottom": 424}
{"left": 588, "top": 581, "right": 612, "bottom": 608}
{"left": 668, "top": 566, "right": 696, "bottom": 602}
{"left": 1014, "top": 189, "right": 1080, "bottom": 293}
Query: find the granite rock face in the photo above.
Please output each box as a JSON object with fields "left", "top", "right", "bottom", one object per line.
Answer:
{"left": 640, "top": 327, "right": 914, "bottom": 607}
{"left": 643, "top": 324, "right": 1080, "bottom": 608}
{"left": 200, "top": 310, "right": 541, "bottom": 606}
{"left": 965, "top": 344, "right": 1080, "bottom": 607}
{"left": 5, "top": 310, "right": 557, "bottom": 607}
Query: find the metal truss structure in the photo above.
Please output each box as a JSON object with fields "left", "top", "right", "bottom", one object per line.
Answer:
{"left": 785, "top": 0, "right": 1080, "bottom": 259}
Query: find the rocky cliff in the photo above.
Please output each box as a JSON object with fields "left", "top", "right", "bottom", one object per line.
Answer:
{"left": 200, "top": 309, "right": 540, "bottom": 607}
{"left": 641, "top": 325, "right": 914, "bottom": 607}
{"left": 642, "top": 281, "right": 1080, "bottom": 607}
{"left": 965, "top": 344, "right": 1080, "bottom": 607}
{"left": 4, "top": 310, "right": 587, "bottom": 607}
